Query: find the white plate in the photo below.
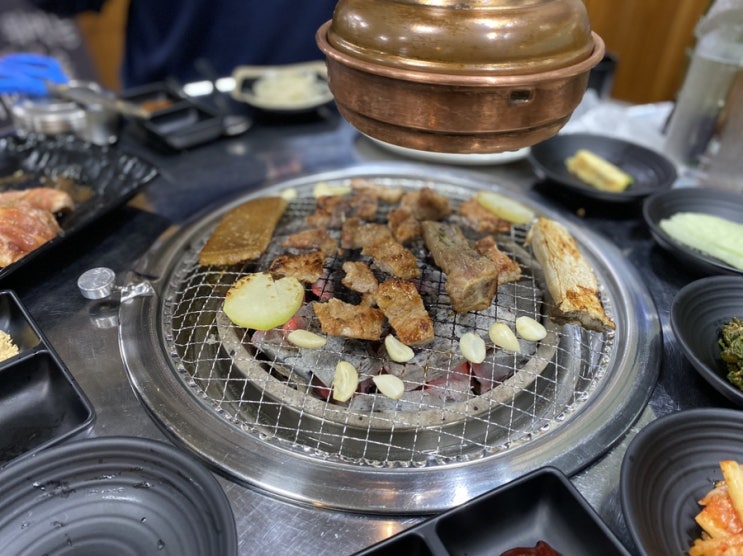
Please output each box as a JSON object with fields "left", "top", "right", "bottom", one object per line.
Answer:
{"left": 230, "top": 61, "right": 333, "bottom": 113}
{"left": 365, "top": 135, "right": 530, "bottom": 166}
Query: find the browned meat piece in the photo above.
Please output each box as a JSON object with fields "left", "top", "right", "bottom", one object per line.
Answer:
{"left": 350, "top": 178, "right": 404, "bottom": 203}
{"left": 474, "top": 236, "right": 522, "bottom": 284}
{"left": 341, "top": 217, "right": 393, "bottom": 250}
{"left": 306, "top": 188, "right": 378, "bottom": 229}
{"left": 282, "top": 228, "right": 338, "bottom": 256}
{"left": 458, "top": 197, "right": 512, "bottom": 234}
{"left": 387, "top": 207, "right": 420, "bottom": 244}
{"left": 421, "top": 221, "right": 499, "bottom": 313}
{"left": 342, "top": 261, "right": 378, "bottom": 294}
{"left": 0, "top": 187, "right": 74, "bottom": 213}
{"left": 400, "top": 187, "right": 451, "bottom": 221}
{"left": 525, "top": 217, "right": 615, "bottom": 332}
{"left": 313, "top": 298, "right": 385, "bottom": 340}
{"left": 0, "top": 205, "right": 61, "bottom": 267}
{"left": 388, "top": 188, "right": 452, "bottom": 243}
{"left": 269, "top": 250, "right": 326, "bottom": 283}
{"left": 375, "top": 278, "right": 434, "bottom": 346}
{"left": 199, "top": 196, "right": 288, "bottom": 266}
{"left": 362, "top": 239, "right": 420, "bottom": 280}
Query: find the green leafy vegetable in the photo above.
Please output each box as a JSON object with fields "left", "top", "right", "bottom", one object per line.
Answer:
{"left": 719, "top": 317, "right": 743, "bottom": 390}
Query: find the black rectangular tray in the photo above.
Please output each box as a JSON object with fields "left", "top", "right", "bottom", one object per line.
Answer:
{"left": 0, "top": 290, "right": 95, "bottom": 468}
{"left": 354, "top": 467, "right": 631, "bottom": 556}
{"left": 121, "top": 82, "right": 225, "bottom": 151}
{"left": 0, "top": 133, "right": 158, "bottom": 282}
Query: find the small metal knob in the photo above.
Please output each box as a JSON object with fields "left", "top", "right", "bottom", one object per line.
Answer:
{"left": 77, "top": 267, "right": 117, "bottom": 300}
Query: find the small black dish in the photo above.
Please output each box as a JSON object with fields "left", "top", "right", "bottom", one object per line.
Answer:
{"left": 621, "top": 408, "right": 743, "bottom": 556}
{"left": 354, "top": 466, "right": 630, "bottom": 555}
{"left": 528, "top": 133, "right": 677, "bottom": 203}
{"left": 643, "top": 187, "right": 743, "bottom": 276}
{"left": 0, "top": 436, "right": 238, "bottom": 556}
{"left": 671, "top": 275, "right": 743, "bottom": 406}
{"left": 0, "top": 290, "right": 95, "bottom": 467}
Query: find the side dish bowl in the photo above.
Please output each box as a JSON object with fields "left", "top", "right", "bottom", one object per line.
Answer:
{"left": 528, "top": 133, "right": 677, "bottom": 203}
{"left": 621, "top": 408, "right": 743, "bottom": 556}
{"left": 671, "top": 275, "right": 743, "bottom": 406}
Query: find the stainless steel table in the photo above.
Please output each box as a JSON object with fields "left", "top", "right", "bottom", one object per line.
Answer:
{"left": 2, "top": 107, "right": 734, "bottom": 555}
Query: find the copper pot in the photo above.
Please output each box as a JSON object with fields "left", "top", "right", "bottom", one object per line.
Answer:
{"left": 317, "top": 0, "right": 605, "bottom": 153}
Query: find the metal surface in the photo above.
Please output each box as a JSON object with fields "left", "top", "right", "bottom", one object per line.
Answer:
{"left": 316, "top": 0, "right": 605, "bottom": 153}
{"left": 118, "top": 164, "right": 660, "bottom": 514}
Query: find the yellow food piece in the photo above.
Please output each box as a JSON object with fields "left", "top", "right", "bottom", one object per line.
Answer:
{"left": 313, "top": 182, "right": 351, "bottom": 198}
{"left": 0, "top": 330, "right": 19, "bottom": 362}
{"left": 565, "top": 149, "right": 634, "bottom": 192}
{"left": 332, "top": 361, "right": 359, "bottom": 402}
{"left": 459, "top": 332, "right": 487, "bottom": 364}
{"left": 372, "top": 374, "right": 405, "bottom": 400}
{"left": 488, "top": 322, "right": 521, "bottom": 353}
{"left": 199, "top": 197, "right": 288, "bottom": 266}
{"left": 286, "top": 330, "right": 326, "bottom": 349}
{"left": 690, "top": 461, "right": 743, "bottom": 556}
{"left": 515, "top": 316, "right": 547, "bottom": 342}
{"left": 384, "top": 334, "right": 415, "bottom": 363}
{"left": 659, "top": 212, "right": 743, "bottom": 270}
{"left": 474, "top": 191, "right": 535, "bottom": 225}
{"left": 223, "top": 272, "right": 304, "bottom": 330}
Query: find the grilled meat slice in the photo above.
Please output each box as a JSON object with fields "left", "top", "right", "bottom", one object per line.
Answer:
{"left": 388, "top": 187, "right": 452, "bottom": 243}
{"left": 375, "top": 278, "right": 434, "bottom": 346}
{"left": 458, "top": 197, "right": 512, "bottom": 234}
{"left": 269, "top": 250, "right": 326, "bottom": 283}
{"left": 350, "top": 178, "right": 404, "bottom": 203}
{"left": 0, "top": 187, "right": 74, "bottom": 213}
{"left": 0, "top": 205, "right": 61, "bottom": 267}
{"left": 313, "top": 298, "right": 385, "bottom": 341}
{"left": 282, "top": 227, "right": 338, "bottom": 256}
{"left": 525, "top": 217, "right": 615, "bottom": 332}
{"left": 199, "top": 196, "right": 288, "bottom": 266}
{"left": 341, "top": 261, "right": 378, "bottom": 294}
{"left": 306, "top": 188, "right": 378, "bottom": 229}
{"left": 361, "top": 239, "right": 420, "bottom": 280}
{"left": 341, "top": 218, "right": 393, "bottom": 250}
{"left": 421, "top": 221, "right": 499, "bottom": 313}
{"left": 474, "top": 235, "right": 522, "bottom": 284}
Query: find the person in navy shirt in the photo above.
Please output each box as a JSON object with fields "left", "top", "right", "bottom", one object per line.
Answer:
{"left": 30, "top": 0, "right": 338, "bottom": 88}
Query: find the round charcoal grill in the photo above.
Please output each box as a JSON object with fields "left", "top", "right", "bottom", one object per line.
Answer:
{"left": 119, "top": 164, "right": 660, "bottom": 514}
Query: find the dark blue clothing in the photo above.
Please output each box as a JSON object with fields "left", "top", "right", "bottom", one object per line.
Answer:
{"left": 31, "top": 0, "right": 337, "bottom": 88}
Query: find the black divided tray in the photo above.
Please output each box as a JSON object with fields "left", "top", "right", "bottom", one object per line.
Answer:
{"left": 0, "top": 290, "right": 95, "bottom": 468}
{"left": 354, "top": 467, "right": 631, "bottom": 556}
{"left": 121, "top": 82, "right": 226, "bottom": 151}
{"left": 0, "top": 133, "right": 158, "bottom": 281}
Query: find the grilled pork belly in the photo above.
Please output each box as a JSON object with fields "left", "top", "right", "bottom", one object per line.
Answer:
{"left": 341, "top": 217, "right": 392, "bottom": 250}
{"left": 421, "top": 221, "right": 499, "bottom": 314}
{"left": 388, "top": 187, "right": 451, "bottom": 243}
{"left": 525, "top": 217, "right": 615, "bottom": 332}
{"left": 0, "top": 205, "right": 61, "bottom": 267}
{"left": 375, "top": 278, "right": 434, "bottom": 346}
{"left": 350, "top": 178, "right": 404, "bottom": 203}
{"left": 458, "top": 197, "right": 512, "bottom": 234}
{"left": 474, "top": 236, "right": 522, "bottom": 284}
{"left": 306, "top": 188, "right": 378, "bottom": 229}
{"left": 269, "top": 250, "right": 326, "bottom": 283}
{"left": 313, "top": 298, "right": 385, "bottom": 341}
{"left": 282, "top": 227, "right": 338, "bottom": 257}
{"left": 342, "top": 218, "right": 420, "bottom": 279}
{"left": 341, "top": 261, "right": 378, "bottom": 295}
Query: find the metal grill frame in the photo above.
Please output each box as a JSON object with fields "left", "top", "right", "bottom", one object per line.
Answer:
{"left": 119, "top": 163, "right": 661, "bottom": 514}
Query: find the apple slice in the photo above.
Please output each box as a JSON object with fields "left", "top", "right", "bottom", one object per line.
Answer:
{"left": 223, "top": 272, "right": 304, "bottom": 330}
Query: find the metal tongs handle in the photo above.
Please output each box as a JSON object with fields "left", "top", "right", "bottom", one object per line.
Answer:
{"left": 48, "top": 81, "right": 151, "bottom": 119}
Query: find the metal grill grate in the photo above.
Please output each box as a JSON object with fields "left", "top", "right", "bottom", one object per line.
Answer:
{"left": 120, "top": 166, "right": 659, "bottom": 512}
{"left": 162, "top": 178, "right": 612, "bottom": 466}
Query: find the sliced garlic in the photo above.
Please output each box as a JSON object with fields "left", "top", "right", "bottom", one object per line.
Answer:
{"left": 287, "top": 329, "right": 327, "bottom": 349}
{"left": 384, "top": 334, "right": 415, "bottom": 363}
{"left": 332, "top": 361, "right": 358, "bottom": 402}
{"left": 459, "top": 332, "right": 486, "bottom": 364}
{"left": 280, "top": 187, "right": 298, "bottom": 201}
{"left": 372, "top": 374, "right": 405, "bottom": 400}
{"left": 516, "top": 316, "right": 547, "bottom": 342}
{"left": 313, "top": 182, "right": 351, "bottom": 198}
{"left": 488, "top": 322, "right": 521, "bottom": 353}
